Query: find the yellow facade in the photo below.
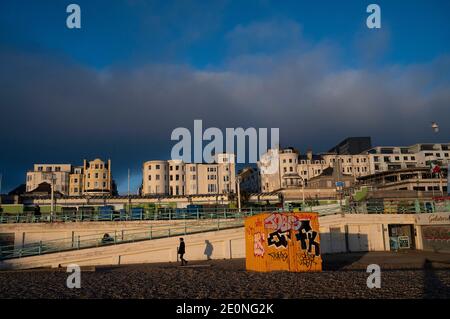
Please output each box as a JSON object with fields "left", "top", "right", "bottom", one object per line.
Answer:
{"left": 245, "top": 212, "right": 322, "bottom": 272}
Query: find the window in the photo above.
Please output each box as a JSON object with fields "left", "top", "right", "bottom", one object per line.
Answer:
{"left": 395, "top": 156, "right": 400, "bottom": 161}
{"left": 289, "top": 159, "right": 292, "bottom": 163}
{"left": 156, "top": 164, "right": 160, "bottom": 169}
{"left": 374, "top": 156, "right": 379, "bottom": 162}
{"left": 55, "top": 167, "right": 61, "bottom": 172}
{"left": 148, "top": 175, "right": 151, "bottom": 181}
{"left": 170, "top": 175, "right": 173, "bottom": 181}
{"left": 156, "top": 174, "right": 160, "bottom": 181}
{"left": 103, "top": 173, "right": 106, "bottom": 179}
{"left": 411, "top": 156, "right": 416, "bottom": 160}
{"left": 176, "top": 175, "right": 179, "bottom": 181}
{"left": 95, "top": 173, "right": 99, "bottom": 178}
{"left": 148, "top": 165, "right": 151, "bottom": 170}
{"left": 103, "top": 182, "right": 106, "bottom": 188}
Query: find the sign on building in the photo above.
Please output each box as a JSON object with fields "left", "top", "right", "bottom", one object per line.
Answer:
{"left": 245, "top": 212, "right": 322, "bottom": 272}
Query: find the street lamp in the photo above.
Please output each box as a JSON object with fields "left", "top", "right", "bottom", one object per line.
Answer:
{"left": 236, "top": 175, "right": 241, "bottom": 213}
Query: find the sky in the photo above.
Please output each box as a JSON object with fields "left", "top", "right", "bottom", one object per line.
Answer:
{"left": 0, "top": 0, "right": 450, "bottom": 194}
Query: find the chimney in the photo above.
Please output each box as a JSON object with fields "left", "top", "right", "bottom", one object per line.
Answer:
{"left": 307, "top": 149, "right": 313, "bottom": 161}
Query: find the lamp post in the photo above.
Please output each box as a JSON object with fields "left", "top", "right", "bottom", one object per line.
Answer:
{"left": 236, "top": 175, "right": 241, "bottom": 213}
{"left": 50, "top": 173, "right": 55, "bottom": 222}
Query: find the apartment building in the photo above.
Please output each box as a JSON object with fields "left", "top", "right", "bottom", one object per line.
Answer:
{"left": 26, "top": 158, "right": 113, "bottom": 196}
{"left": 365, "top": 143, "right": 450, "bottom": 174}
{"left": 142, "top": 154, "right": 236, "bottom": 196}
{"left": 26, "top": 164, "right": 72, "bottom": 194}
{"left": 82, "top": 159, "right": 113, "bottom": 195}
{"left": 69, "top": 166, "right": 84, "bottom": 196}
{"left": 258, "top": 148, "right": 369, "bottom": 192}
{"left": 257, "top": 142, "right": 450, "bottom": 193}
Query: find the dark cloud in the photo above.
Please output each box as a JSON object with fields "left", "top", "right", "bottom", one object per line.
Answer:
{"left": 1, "top": 20, "right": 449, "bottom": 193}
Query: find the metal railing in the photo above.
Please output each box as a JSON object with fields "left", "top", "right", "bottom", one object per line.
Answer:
{"left": 0, "top": 207, "right": 281, "bottom": 224}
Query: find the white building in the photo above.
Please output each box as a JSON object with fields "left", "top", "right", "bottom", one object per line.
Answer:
{"left": 142, "top": 154, "right": 236, "bottom": 196}
{"left": 26, "top": 164, "right": 72, "bottom": 195}
{"left": 365, "top": 143, "right": 450, "bottom": 174}
{"left": 258, "top": 143, "right": 450, "bottom": 193}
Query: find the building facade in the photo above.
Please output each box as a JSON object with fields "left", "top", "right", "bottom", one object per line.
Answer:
{"left": 26, "top": 159, "right": 113, "bottom": 196}
{"left": 258, "top": 148, "right": 369, "bottom": 192}
{"left": 26, "top": 164, "right": 72, "bottom": 195}
{"left": 82, "top": 159, "right": 113, "bottom": 195}
{"left": 365, "top": 143, "right": 450, "bottom": 175}
{"left": 142, "top": 154, "right": 236, "bottom": 196}
{"left": 257, "top": 142, "right": 450, "bottom": 193}
{"left": 356, "top": 167, "right": 448, "bottom": 193}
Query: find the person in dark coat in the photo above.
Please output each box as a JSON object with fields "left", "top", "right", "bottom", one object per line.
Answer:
{"left": 178, "top": 238, "right": 187, "bottom": 266}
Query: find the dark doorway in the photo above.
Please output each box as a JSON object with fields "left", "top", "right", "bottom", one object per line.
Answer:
{"left": 388, "top": 224, "right": 416, "bottom": 250}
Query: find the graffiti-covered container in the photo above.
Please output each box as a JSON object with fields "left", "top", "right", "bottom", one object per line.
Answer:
{"left": 245, "top": 212, "right": 322, "bottom": 272}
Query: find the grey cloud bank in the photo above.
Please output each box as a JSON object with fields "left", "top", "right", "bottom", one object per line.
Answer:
{"left": 1, "top": 31, "right": 449, "bottom": 193}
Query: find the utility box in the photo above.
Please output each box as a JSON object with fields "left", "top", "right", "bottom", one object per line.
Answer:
{"left": 245, "top": 212, "right": 322, "bottom": 272}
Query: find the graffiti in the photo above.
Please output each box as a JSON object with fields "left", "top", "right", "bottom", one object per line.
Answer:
{"left": 295, "top": 220, "right": 320, "bottom": 256}
{"left": 268, "top": 251, "right": 289, "bottom": 262}
{"left": 268, "top": 230, "right": 291, "bottom": 248}
{"left": 253, "top": 232, "right": 265, "bottom": 257}
{"left": 246, "top": 213, "right": 322, "bottom": 272}
{"left": 264, "top": 213, "right": 301, "bottom": 232}
{"left": 297, "top": 252, "right": 317, "bottom": 269}
{"left": 423, "top": 226, "right": 450, "bottom": 241}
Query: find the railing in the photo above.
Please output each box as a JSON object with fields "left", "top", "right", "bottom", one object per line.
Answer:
{"left": 0, "top": 218, "right": 246, "bottom": 260}
{"left": 341, "top": 199, "right": 450, "bottom": 214}
{"left": 0, "top": 207, "right": 281, "bottom": 224}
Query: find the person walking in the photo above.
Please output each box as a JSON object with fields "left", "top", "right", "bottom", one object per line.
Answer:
{"left": 178, "top": 238, "right": 188, "bottom": 266}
